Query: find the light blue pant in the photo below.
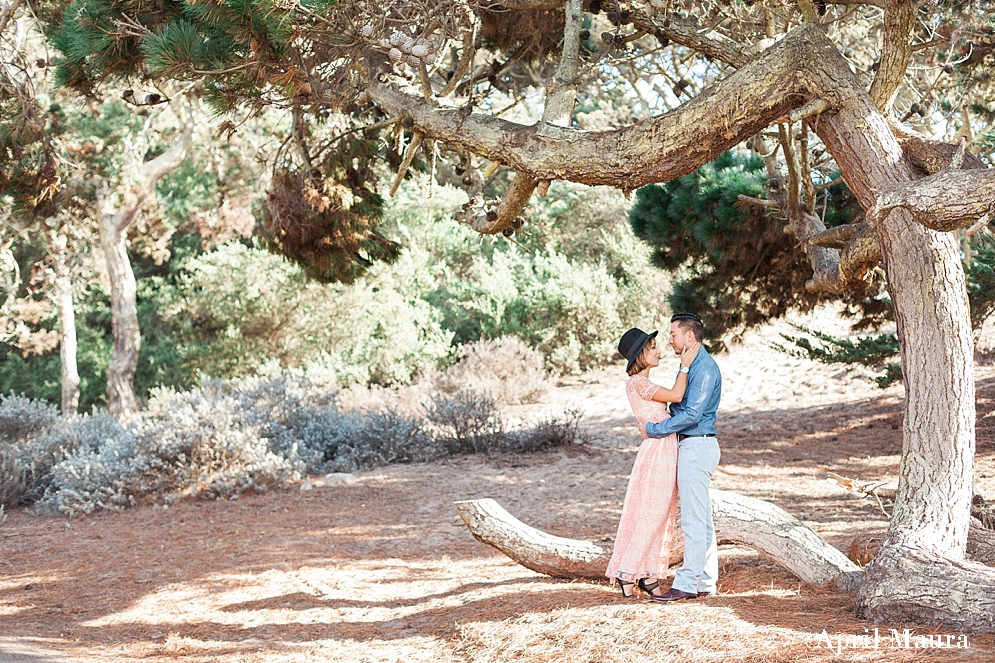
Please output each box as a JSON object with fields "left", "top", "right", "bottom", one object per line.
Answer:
{"left": 672, "top": 436, "right": 721, "bottom": 594}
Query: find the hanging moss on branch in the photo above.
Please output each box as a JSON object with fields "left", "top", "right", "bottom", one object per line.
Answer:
{"left": 477, "top": 6, "right": 564, "bottom": 64}
{"left": 261, "top": 136, "right": 399, "bottom": 284}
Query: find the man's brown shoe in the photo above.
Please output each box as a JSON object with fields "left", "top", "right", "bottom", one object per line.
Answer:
{"left": 649, "top": 588, "right": 697, "bottom": 603}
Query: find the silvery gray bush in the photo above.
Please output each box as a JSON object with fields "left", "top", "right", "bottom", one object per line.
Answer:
{"left": 0, "top": 393, "right": 60, "bottom": 441}
{"left": 4, "top": 373, "right": 580, "bottom": 516}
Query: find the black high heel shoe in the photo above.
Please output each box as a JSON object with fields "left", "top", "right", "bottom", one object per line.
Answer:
{"left": 638, "top": 578, "right": 662, "bottom": 597}
{"left": 615, "top": 578, "right": 636, "bottom": 598}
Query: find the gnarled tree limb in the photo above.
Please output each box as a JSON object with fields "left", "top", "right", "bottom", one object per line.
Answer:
{"left": 874, "top": 168, "right": 995, "bottom": 232}
{"left": 868, "top": 1, "right": 928, "bottom": 113}
{"left": 369, "top": 22, "right": 819, "bottom": 192}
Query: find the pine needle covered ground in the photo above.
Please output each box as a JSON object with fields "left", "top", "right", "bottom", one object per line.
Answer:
{"left": 3, "top": 313, "right": 995, "bottom": 663}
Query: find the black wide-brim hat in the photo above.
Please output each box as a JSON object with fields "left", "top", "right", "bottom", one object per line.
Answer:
{"left": 618, "top": 327, "right": 658, "bottom": 372}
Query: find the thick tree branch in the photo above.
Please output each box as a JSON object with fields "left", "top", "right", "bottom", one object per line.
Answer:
{"left": 868, "top": 1, "right": 927, "bottom": 112}
{"left": 631, "top": 7, "right": 749, "bottom": 68}
{"left": 890, "top": 125, "right": 988, "bottom": 175}
{"left": 437, "top": 19, "right": 477, "bottom": 98}
{"left": 370, "top": 23, "right": 821, "bottom": 192}
{"left": 457, "top": 0, "right": 585, "bottom": 234}
{"left": 809, "top": 222, "right": 863, "bottom": 249}
{"left": 874, "top": 168, "right": 995, "bottom": 232}
{"left": 109, "top": 122, "right": 193, "bottom": 235}
{"left": 737, "top": 194, "right": 778, "bottom": 208}
{"left": 0, "top": 0, "right": 26, "bottom": 36}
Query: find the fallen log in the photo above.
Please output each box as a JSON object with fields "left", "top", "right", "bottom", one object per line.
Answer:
{"left": 454, "top": 489, "right": 863, "bottom": 589}
{"left": 453, "top": 498, "right": 611, "bottom": 579}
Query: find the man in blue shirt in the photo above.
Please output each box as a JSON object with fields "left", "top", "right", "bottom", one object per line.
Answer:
{"left": 644, "top": 312, "right": 722, "bottom": 602}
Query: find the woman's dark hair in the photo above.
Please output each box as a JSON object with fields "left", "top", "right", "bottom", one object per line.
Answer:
{"left": 627, "top": 338, "right": 656, "bottom": 376}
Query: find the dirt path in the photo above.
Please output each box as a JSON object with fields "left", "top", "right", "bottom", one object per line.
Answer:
{"left": 2, "top": 317, "right": 995, "bottom": 662}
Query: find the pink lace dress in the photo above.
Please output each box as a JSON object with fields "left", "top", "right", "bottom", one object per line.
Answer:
{"left": 605, "top": 375, "right": 679, "bottom": 583}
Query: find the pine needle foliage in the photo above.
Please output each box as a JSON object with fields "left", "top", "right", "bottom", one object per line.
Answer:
{"left": 629, "top": 151, "right": 862, "bottom": 347}
{"left": 966, "top": 232, "right": 995, "bottom": 331}
{"left": 772, "top": 324, "right": 902, "bottom": 388}
{"left": 47, "top": 0, "right": 296, "bottom": 102}
{"left": 774, "top": 325, "right": 900, "bottom": 367}
{"left": 260, "top": 135, "right": 398, "bottom": 284}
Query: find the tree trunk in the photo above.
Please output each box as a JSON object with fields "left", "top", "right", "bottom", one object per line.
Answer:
{"left": 97, "top": 121, "right": 192, "bottom": 421}
{"left": 97, "top": 210, "right": 140, "bottom": 420}
{"left": 799, "top": 25, "right": 987, "bottom": 631}
{"left": 454, "top": 491, "right": 862, "bottom": 588}
{"left": 53, "top": 266, "right": 80, "bottom": 415}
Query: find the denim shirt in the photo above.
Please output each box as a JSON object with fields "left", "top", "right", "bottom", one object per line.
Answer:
{"left": 645, "top": 347, "right": 721, "bottom": 439}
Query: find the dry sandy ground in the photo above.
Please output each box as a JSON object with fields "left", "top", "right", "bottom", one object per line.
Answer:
{"left": 2, "top": 315, "right": 995, "bottom": 663}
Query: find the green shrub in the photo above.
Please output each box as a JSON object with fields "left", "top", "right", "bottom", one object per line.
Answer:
{"left": 2, "top": 372, "right": 584, "bottom": 515}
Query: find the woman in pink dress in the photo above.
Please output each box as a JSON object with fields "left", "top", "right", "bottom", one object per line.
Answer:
{"left": 606, "top": 327, "right": 698, "bottom": 598}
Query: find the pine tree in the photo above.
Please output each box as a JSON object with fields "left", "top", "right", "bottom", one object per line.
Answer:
{"left": 628, "top": 151, "right": 875, "bottom": 347}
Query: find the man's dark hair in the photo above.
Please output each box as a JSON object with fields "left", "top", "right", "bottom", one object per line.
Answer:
{"left": 672, "top": 312, "right": 705, "bottom": 342}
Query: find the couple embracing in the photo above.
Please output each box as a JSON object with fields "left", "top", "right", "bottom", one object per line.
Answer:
{"left": 606, "top": 312, "right": 722, "bottom": 603}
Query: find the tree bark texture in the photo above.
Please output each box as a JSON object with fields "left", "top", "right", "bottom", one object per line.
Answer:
{"left": 796, "top": 23, "right": 982, "bottom": 626}
{"left": 709, "top": 489, "right": 862, "bottom": 590}
{"left": 890, "top": 121, "right": 988, "bottom": 175}
{"left": 858, "top": 545, "right": 995, "bottom": 633}
{"left": 53, "top": 267, "right": 80, "bottom": 415}
{"left": 454, "top": 491, "right": 862, "bottom": 588}
{"left": 98, "top": 124, "right": 191, "bottom": 421}
{"left": 967, "top": 519, "right": 995, "bottom": 567}
{"left": 454, "top": 498, "right": 612, "bottom": 579}
{"left": 386, "top": 17, "right": 994, "bottom": 628}
{"left": 867, "top": 1, "right": 925, "bottom": 112}
{"left": 875, "top": 168, "right": 995, "bottom": 232}
{"left": 97, "top": 209, "right": 141, "bottom": 420}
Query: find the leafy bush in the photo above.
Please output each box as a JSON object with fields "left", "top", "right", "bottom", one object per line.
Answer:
{"left": 2, "top": 372, "right": 585, "bottom": 516}
{"left": 41, "top": 384, "right": 302, "bottom": 516}
{"left": 167, "top": 240, "right": 454, "bottom": 387}
{"left": 316, "top": 406, "right": 439, "bottom": 472}
{"left": 390, "top": 180, "right": 666, "bottom": 374}
{"left": 0, "top": 393, "right": 60, "bottom": 441}
{"left": 506, "top": 408, "right": 585, "bottom": 453}
{"left": 436, "top": 336, "right": 550, "bottom": 405}
{"left": 18, "top": 409, "right": 130, "bottom": 503}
